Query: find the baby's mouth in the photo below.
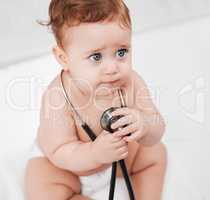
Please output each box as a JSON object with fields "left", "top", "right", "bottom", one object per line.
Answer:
{"left": 100, "top": 79, "right": 121, "bottom": 88}
{"left": 95, "top": 80, "right": 122, "bottom": 97}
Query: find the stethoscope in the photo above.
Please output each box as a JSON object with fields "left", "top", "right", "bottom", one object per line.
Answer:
{"left": 60, "top": 69, "right": 135, "bottom": 200}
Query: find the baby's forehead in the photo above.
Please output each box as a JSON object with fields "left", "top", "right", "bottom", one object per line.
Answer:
{"left": 64, "top": 21, "right": 131, "bottom": 51}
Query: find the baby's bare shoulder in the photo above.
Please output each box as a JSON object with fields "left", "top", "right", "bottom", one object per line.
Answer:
{"left": 37, "top": 73, "right": 78, "bottom": 157}
{"left": 130, "top": 70, "right": 152, "bottom": 95}
{"left": 42, "top": 73, "right": 73, "bottom": 116}
{"left": 131, "top": 70, "right": 146, "bottom": 87}
{"left": 131, "top": 70, "right": 158, "bottom": 113}
{"left": 45, "top": 73, "right": 64, "bottom": 103}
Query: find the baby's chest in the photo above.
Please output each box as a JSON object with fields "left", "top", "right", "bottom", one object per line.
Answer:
{"left": 76, "top": 108, "right": 104, "bottom": 141}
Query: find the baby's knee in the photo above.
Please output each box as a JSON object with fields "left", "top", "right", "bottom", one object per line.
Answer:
{"left": 25, "top": 157, "right": 81, "bottom": 200}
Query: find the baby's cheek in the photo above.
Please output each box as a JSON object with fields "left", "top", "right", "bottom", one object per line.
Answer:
{"left": 122, "top": 66, "right": 129, "bottom": 74}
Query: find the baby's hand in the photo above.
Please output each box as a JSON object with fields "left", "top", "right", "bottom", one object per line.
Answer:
{"left": 92, "top": 130, "right": 128, "bottom": 164}
{"left": 111, "top": 107, "right": 146, "bottom": 142}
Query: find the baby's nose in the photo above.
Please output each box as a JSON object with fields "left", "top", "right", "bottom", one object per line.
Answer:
{"left": 104, "top": 64, "right": 119, "bottom": 75}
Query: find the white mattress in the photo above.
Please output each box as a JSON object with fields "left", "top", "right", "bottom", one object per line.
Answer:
{"left": 0, "top": 15, "right": 210, "bottom": 199}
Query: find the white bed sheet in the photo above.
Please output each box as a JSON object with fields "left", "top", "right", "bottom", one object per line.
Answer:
{"left": 0, "top": 16, "right": 210, "bottom": 200}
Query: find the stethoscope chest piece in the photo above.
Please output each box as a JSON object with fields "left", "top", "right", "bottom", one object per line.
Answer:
{"left": 100, "top": 107, "right": 125, "bottom": 133}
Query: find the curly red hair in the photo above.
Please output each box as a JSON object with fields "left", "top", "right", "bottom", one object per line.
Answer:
{"left": 39, "top": 0, "right": 131, "bottom": 49}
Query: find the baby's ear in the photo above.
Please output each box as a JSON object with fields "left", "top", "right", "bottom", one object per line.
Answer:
{"left": 52, "top": 45, "right": 69, "bottom": 70}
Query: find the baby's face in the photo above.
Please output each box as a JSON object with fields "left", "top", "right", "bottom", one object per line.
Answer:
{"left": 63, "top": 20, "right": 132, "bottom": 97}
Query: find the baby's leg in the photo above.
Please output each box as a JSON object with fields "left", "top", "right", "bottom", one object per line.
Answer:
{"left": 130, "top": 142, "right": 167, "bottom": 200}
{"left": 25, "top": 157, "right": 90, "bottom": 200}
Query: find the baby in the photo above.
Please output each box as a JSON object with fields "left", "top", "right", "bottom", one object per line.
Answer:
{"left": 25, "top": 0, "right": 167, "bottom": 199}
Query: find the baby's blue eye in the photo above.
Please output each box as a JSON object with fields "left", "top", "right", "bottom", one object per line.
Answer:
{"left": 116, "top": 48, "right": 128, "bottom": 58}
{"left": 89, "top": 53, "right": 102, "bottom": 62}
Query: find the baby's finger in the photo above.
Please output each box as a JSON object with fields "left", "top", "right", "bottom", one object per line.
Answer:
{"left": 113, "top": 138, "right": 127, "bottom": 148}
{"left": 110, "top": 135, "right": 122, "bottom": 143}
{"left": 117, "top": 145, "right": 128, "bottom": 155}
{"left": 124, "top": 130, "right": 143, "bottom": 142}
{"left": 115, "top": 122, "right": 138, "bottom": 137}
{"left": 111, "top": 114, "right": 134, "bottom": 130}
{"left": 118, "top": 151, "right": 129, "bottom": 160}
{"left": 111, "top": 107, "right": 130, "bottom": 117}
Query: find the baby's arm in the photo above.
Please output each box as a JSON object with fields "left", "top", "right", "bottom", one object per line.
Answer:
{"left": 37, "top": 79, "right": 103, "bottom": 175}
{"left": 132, "top": 71, "right": 166, "bottom": 146}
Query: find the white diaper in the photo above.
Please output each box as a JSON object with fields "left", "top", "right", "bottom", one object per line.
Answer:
{"left": 79, "top": 166, "right": 130, "bottom": 200}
